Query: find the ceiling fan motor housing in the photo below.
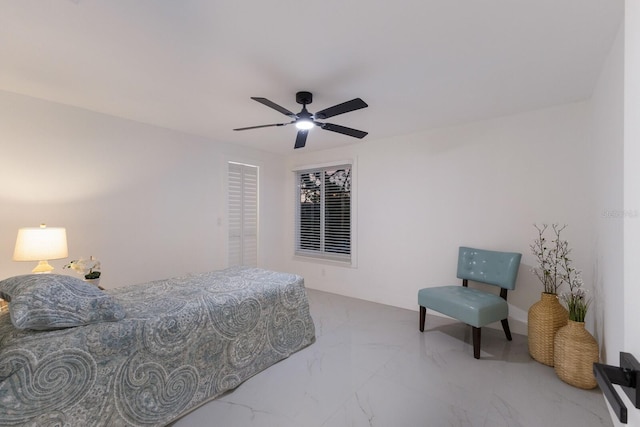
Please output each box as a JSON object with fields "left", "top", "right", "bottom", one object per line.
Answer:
{"left": 296, "top": 91, "right": 313, "bottom": 105}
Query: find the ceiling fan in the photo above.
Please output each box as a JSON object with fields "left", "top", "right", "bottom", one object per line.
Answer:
{"left": 233, "top": 91, "right": 368, "bottom": 149}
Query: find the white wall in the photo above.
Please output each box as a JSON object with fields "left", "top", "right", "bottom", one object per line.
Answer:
{"left": 622, "top": 1, "right": 640, "bottom": 424}
{"left": 591, "top": 23, "right": 624, "bottom": 366}
{"left": 595, "top": 4, "right": 640, "bottom": 425}
{"left": 283, "top": 102, "right": 595, "bottom": 334}
{"left": 0, "top": 90, "right": 287, "bottom": 287}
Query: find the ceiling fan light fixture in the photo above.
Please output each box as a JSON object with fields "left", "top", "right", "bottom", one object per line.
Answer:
{"left": 295, "top": 120, "right": 314, "bottom": 130}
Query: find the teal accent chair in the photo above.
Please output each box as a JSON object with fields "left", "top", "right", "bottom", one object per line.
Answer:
{"left": 418, "top": 247, "right": 522, "bottom": 359}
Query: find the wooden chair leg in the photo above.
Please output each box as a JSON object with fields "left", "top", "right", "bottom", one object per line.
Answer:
{"left": 501, "top": 319, "right": 513, "bottom": 341}
{"left": 472, "top": 326, "right": 481, "bottom": 359}
{"left": 419, "top": 306, "right": 426, "bottom": 332}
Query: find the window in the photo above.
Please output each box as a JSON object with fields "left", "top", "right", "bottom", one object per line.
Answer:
{"left": 295, "top": 164, "right": 352, "bottom": 263}
{"left": 228, "top": 162, "right": 258, "bottom": 267}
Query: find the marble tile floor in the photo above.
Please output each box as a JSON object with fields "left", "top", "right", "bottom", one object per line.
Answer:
{"left": 174, "top": 289, "right": 613, "bottom": 427}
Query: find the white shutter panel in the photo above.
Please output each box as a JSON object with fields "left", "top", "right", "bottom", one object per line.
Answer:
{"left": 228, "top": 162, "right": 258, "bottom": 267}
{"left": 228, "top": 163, "right": 243, "bottom": 266}
{"left": 242, "top": 165, "right": 258, "bottom": 267}
{"left": 324, "top": 168, "right": 351, "bottom": 256}
{"left": 298, "top": 170, "right": 321, "bottom": 252}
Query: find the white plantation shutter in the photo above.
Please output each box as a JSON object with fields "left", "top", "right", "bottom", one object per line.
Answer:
{"left": 296, "top": 164, "right": 351, "bottom": 262}
{"left": 228, "top": 162, "right": 258, "bottom": 267}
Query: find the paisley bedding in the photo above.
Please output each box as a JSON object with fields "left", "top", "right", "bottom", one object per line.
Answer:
{"left": 0, "top": 267, "right": 316, "bottom": 426}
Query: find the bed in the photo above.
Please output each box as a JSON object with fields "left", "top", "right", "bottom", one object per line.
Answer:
{"left": 0, "top": 267, "right": 316, "bottom": 426}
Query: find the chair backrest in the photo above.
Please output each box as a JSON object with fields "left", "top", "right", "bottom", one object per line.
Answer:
{"left": 456, "top": 246, "right": 522, "bottom": 290}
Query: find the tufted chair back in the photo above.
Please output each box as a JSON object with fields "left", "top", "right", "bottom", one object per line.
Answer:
{"left": 456, "top": 246, "right": 521, "bottom": 290}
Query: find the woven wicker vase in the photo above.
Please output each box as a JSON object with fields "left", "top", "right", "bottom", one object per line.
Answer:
{"left": 554, "top": 320, "right": 599, "bottom": 389}
{"left": 528, "top": 292, "right": 568, "bottom": 366}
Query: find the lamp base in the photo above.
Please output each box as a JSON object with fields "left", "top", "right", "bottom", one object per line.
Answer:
{"left": 31, "top": 260, "right": 54, "bottom": 273}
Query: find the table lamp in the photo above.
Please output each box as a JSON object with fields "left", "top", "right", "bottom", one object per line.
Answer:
{"left": 13, "top": 224, "right": 68, "bottom": 273}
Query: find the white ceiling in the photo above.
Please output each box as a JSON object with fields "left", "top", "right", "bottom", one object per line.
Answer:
{"left": 0, "top": 1, "right": 623, "bottom": 154}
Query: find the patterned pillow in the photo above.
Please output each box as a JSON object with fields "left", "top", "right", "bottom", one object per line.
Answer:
{"left": 0, "top": 274, "right": 125, "bottom": 330}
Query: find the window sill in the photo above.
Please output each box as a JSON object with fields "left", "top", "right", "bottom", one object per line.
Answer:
{"left": 292, "top": 254, "right": 355, "bottom": 268}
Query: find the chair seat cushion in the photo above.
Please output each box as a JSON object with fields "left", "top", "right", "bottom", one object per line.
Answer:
{"left": 418, "top": 286, "right": 508, "bottom": 328}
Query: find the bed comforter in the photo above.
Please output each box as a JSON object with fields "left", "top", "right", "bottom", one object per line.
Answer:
{"left": 0, "top": 267, "right": 316, "bottom": 426}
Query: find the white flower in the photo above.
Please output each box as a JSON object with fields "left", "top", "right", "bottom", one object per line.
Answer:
{"left": 64, "top": 257, "right": 101, "bottom": 275}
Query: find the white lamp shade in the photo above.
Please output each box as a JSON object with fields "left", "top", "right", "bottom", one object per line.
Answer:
{"left": 13, "top": 225, "right": 68, "bottom": 262}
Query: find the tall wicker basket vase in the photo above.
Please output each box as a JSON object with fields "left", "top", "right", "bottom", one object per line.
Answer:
{"left": 553, "top": 320, "right": 599, "bottom": 389}
{"left": 528, "top": 292, "right": 568, "bottom": 366}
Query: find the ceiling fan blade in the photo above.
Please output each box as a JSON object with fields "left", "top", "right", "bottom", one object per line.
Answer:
{"left": 233, "top": 122, "right": 292, "bottom": 131}
{"left": 294, "top": 129, "right": 309, "bottom": 149}
{"left": 251, "top": 97, "right": 296, "bottom": 117}
{"left": 319, "top": 122, "right": 368, "bottom": 139}
{"left": 314, "top": 98, "right": 368, "bottom": 120}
